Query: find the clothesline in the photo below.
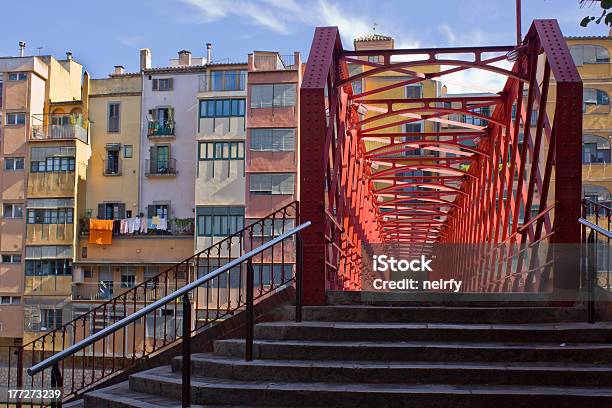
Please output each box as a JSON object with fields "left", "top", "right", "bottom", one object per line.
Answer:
{"left": 117, "top": 215, "right": 168, "bottom": 235}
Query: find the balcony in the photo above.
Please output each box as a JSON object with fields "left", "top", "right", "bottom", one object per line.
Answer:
{"left": 147, "top": 120, "right": 175, "bottom": 139}
{"left": 199, "top": 71, "right": 247, "bottom": 92}
{"left": 103, "top": 159, "right": 122, "bottom": 176}
{"left": 31, "top": 124, "right": 88, "bottom": 143}
{"left": 78, "top": 217, "right": 194, "bottom": 237}
{"left": 145, "top": 158, "right": 177, "bottom": 177}
{"left": 252, "top": 53, "right": 297, "bottom": 71}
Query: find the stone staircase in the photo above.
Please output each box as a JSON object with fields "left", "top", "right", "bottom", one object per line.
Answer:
{"left": 84, "top": 297, "right": 612, "bottom": 408}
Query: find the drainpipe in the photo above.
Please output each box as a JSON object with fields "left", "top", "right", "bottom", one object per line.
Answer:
{"left": 138, "top": 70, "right": 145, "bottom": 218}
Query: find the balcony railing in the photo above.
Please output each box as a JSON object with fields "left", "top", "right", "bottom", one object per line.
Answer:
{"left": 199, "top": 71, "right": 247, "bottom": 92}
{"left": 253, "top": 54, "right": 297, "bottom": 71}
{"left": 103, "top": 159, "right": 121, "bottom": 176}
{"left": 145, "top": 158, "right": 177, "bottom": 176}
{"left": 147, "top": 120, "right": 175, "bottom": 138}
{"left": 31, "top": 124, "right": 88, "bottom": 143}
{"left": 79, "top": 217, "right": 194, "bottom": 237}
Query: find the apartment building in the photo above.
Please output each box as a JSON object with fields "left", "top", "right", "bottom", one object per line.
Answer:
{"left": 0, "top": 52, "right": 88, "bottom": 347}
{"left": 245, "top": 52, "right": 301, "bottom": 228}
{"left": 194, "top": 62, "right": 248, "bottom": 256}
{"left": 566, "top": 34, "right": 612, "bottom": 217}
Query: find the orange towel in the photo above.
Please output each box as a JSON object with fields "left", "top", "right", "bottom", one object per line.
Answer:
{"left": 89, "top": 219, "right": 114, "bottom": 245}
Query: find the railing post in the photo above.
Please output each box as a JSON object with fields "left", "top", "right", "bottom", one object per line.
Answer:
{"left": 587, "top": 230, "right": 596, "bottom": 324}
{"left": 16, "top": 346, "right": 23, "bottom": 408}
{"left": 51, "top": 362, "right": 63, "bottom": 408}
{"left": 295, "top": 235, "right": 303, "bottom": 323}
{"left": 181, "top": 293, "right": 191, "bottom": 407}
{"left": 245, "top": 259, "right": 254, "bottom": 361}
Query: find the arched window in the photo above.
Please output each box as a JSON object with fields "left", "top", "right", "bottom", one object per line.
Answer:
{"left": 583, "top": 88, "right": 610, "bottom": 114}
{"left": 583, "top": 184, "right": 612, "bottom": 216}
{"left": 583, "top": 134, "right": 611, "bottom": 164}
{"left": 570, "top": 44, "right": 610, "bottom": 66}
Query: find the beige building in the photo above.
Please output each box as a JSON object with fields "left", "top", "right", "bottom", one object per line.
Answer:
{"left": 566, "top": 34, "right": 612, "bottom": 219}
{"left": 0, "top": 52, "right": 88, "bottom": 348}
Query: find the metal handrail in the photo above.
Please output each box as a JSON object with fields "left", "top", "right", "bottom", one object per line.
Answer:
{"left": 579, "top": 217, "right": 612, "bottom": 239}
{"left": 28, "top": 221, "right": 311, "bottom": 377}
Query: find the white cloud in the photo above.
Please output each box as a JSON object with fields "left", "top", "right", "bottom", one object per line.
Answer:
{"left": 435, "top": 24, "right": 512, "bottom": 94}
{"left": 179, "top": 0, "right": 395, "bottom": 45}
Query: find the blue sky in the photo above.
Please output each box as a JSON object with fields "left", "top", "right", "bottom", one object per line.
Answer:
{"left": 0, "top": 0, "right": 606, "bottom": 81}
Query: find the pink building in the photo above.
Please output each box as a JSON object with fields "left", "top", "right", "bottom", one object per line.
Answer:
{"left": 245, "top": 51, "right": 302, "bottom": 227}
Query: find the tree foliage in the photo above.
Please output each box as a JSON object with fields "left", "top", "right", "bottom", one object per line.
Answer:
{"left": 581, "top": 0, "right": 612, "bottom": 27}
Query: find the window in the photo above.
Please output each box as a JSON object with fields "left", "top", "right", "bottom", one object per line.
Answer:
{"left": 147, "top": 204, "right": 169, "bottom": 219}
{"left": 583, "top": 88, "right": 610, "bottom": 113}
{"left": 368, "top": 55, "right": 382, "bottom": 63}
{"left": 352, "top": 80, "right": 362, "bottom": 95}
{"left": 3, "top": 204, "right": 23, "bottom": 219}
{"left": 250, "top": 84, "right": 296, "bottom": 108}
{"left": 405, "top": 84, "right": 423, "bottom": 99}
{"left": 252, "top": 219, "right": 295, "bottom": 237}
{"left": 1, "top": 296, "right": 20, "bottom": 304}
{"left": 40, "top": 309, "right": 63, "bottom": 331}
{"left": 249, "top": 173, "right": 294, "bottom": 195}
{"left": 27, "top": 208, "right": 74, "bottom": 224}
{"left": 199, "top": 98, "right": 245, "bottom": 118}
{"left": 583, "top": 134, "right": 612, "bottom": 164}
{"left": 253, "top": 264, "right": 293, "bottom": 286}
{"left": 25, "top": 259, "right": 72, "bottom": 276}
{"left": 121, "top": 274, "right": 136, "bottom": 288}
{"left": 83, "top": 267, "right": 93, "bottom": 278}
{"left": 405, "top": 122, "right": 423, "bottom": 133}
{"left": 146, "top": 309, "right": 182, "bottom": 340}
{"left": 199, "top": 141, "right": 245, "bottom": 160}
{"left": 1, "top": 255, "right": 21, "bottom": 264}
{"left": 8, "top": 72, "right": 27, "bottom": 81}
{"left": 124, "top": 145, "right": 133, "bottom": 158}
{"left": 152, "top": 78, "right": 173, "bottom": 91}
{"left": 250, "top": 129, "right": 295, "bottom": 152}
{"left": 465, "top": 106, "right": 490, "bottom": 127}
{"left": 108, "top": 102, "right": 120, "bottom": 132}
{"left": 105, "top": 145, "right": 120, "bottom": 175}
{"left": 6, "top": 113, "right": 26, "bottom": 125}
{"left": 209, "top": 70, "right": 246, "bottom": 91}
{"left": 98, "top": 203, "right": 125, "bottom": 220}
{"left": 30, "top": 157, "right": 75, "bottom": 173}
{"left": 197, "top": 207, "right": 245, "bottom": 237}
{"left": 4, "top": 157, "right": 24, "bottom": 171}
{"left": 570, "top": 45, "right": 610, "bottom": 66}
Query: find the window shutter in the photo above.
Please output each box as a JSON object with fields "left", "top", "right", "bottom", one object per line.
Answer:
{"left": 147, "top": 205, "right": 155, "bottom": 218}
{"left": 97, "top": 204, "right": 105, "bottom": 220}
{"left": 152, "top": 79, "right": 159, "bottom": 91}
{"left": 168, "top": 78, "right": 174, "bottom": 90}
{"left": 118, "top": 203, "right": 126, "bottom": 219}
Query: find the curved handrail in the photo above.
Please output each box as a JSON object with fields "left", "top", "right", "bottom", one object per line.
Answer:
{"left": 28, "top": 221, "right": 311, "bottom": 376}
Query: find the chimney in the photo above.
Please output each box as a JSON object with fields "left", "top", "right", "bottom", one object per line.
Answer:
{"left": 114, "top": 65, "right": 125, "bottom": 75}
{"left": 140, "top": 48, "right": 151, "bottom": 70}
{"left": 206, "top": 43, "right": 212, "bottom": 64}
{"left": 178, "top": 50, "right": 191, "bottom": 66}
{"left": 18, "top": 41, "right": 25, "bottom": 57}
{"left": 66, "top": 52, "right": 73, "bottom": 61}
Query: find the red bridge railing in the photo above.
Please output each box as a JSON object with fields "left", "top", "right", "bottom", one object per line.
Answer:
{"left": 300, "top": 20, "right": 582, "bottom": 304}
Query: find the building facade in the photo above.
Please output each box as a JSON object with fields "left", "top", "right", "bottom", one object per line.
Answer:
{"left": 567, "top": 34, "right": 612, "bottom": 219}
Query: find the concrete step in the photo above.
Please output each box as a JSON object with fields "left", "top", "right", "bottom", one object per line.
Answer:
{"left": 84, "top": 381, "right": 269, "bottom": 408}
{"left": 128, "top": 365, "right": 612, "bottom": 408}
{"left": 298, "top": 305, "right": 585, "bottom": 323}
{"left": 173, "top": 353, "right": 612, "bottom": 387}
{"left": 326, "top": 291, "right": 558, "bottom": 306}
{"left": 254, "top": 321, "right": 612, "bottom": 343}
{"left": 214, "top": 338, "right": 612, "bottom": 363}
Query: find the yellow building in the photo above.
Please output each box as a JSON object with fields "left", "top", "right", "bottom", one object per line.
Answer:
{"left": 566, "top": 34, "right": 612, "bottom": 221}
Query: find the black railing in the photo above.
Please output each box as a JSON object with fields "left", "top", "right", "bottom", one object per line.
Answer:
{"left": 580, "top": 199, "right": 612, "bottom": 324}
{"left": 145, "top": 158, "right": 177, "bottom": 176}
{"left": 147, "top": 120, "right": 175, "bottom": 137}
{"left": 7, "top": 202, "right": 303, "bottom": 406}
